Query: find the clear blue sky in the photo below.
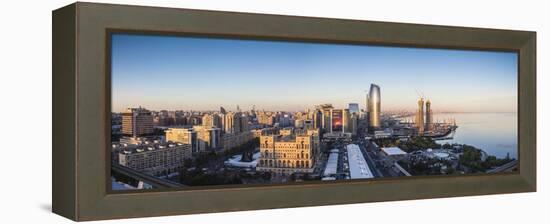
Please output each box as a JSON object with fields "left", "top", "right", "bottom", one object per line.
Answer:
{"left": 111, "top": 34, "right": 517, "bottom": 113}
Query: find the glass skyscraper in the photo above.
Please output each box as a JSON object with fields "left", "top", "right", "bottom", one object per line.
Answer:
{"left": 367, "top": 84, "right": 381, "bottom": 128}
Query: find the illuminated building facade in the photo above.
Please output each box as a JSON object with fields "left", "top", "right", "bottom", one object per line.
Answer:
{"left": 257, "top": 131, "right": 318, "bottom": 175}
{"left": 122, "top": 107, "right": 154, "bottom": 137}
{"left": 257, "top": 112, "right": 275, "bottom": 126}
{"left": 202, "top": 113, "right": 222, "bottom": 129}
{"left": 165, "top": 128, "right": 199, "bottom": 154}
{"left": 117, "top": 142, "right": 192, "bottom": 176}
{"left": 367, "top": 84, "right": 381, "bottom": 128}
{"left": 193, "top": 125, "right": 221, "bottom": 152}
{"left": 221, "top": 131, "right": 254, "bottom": 151}
{"left": 416, "top": 97, "right": 425, "bottom": 135}
{"left": 425, "top": 99, "right": 433, "bottom": 131}
{"left": 331, "top": 109, "right": 343, "bottom": 132}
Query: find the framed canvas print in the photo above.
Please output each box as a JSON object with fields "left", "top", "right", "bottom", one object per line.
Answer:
{"left": 52, "top": 2, "right": 536, "bottom": 221}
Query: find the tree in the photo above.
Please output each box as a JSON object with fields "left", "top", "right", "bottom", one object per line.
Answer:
{"left": 261, "top": 172, "right": 272, "bottom": 180}
{"left": 183, "top": 158, "right": 194, "bottom": 168}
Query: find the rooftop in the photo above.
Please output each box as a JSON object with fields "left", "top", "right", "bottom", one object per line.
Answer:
{"left": 382, "top": 147, "right": 407, "bottom": 156}
{"left": 347, "top": 144, "right": 374, "bottom": 179}
{"left": 323, "top": 149, "right": 339, "bottom": 176}
{"left": 114, "top": 141, "right": 188, "bottom": 154}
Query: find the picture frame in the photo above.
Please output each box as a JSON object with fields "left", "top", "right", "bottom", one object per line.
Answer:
{"left": 52, "top": 2, "right": 536, "bottom": 221}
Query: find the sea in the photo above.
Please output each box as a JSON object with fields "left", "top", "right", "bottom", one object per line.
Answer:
{"left": 430, "top": 112, "right": 518, "bottom": 159}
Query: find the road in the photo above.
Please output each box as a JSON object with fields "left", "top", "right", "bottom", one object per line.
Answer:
{"left": 353, "top": 124, "right": 402, "bottom": 178}
{"left": 486, "top": 160, "right": 518, "bottom": 173}
{"left": 111, "top": 163, "right": 186, "bottom": 188}
{"left": 356, "top": 140, "right": 383, "bottom": 178}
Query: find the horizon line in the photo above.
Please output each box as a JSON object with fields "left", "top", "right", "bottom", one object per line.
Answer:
{"left": 112, "top": 107, "right": 518, "bottom": 114}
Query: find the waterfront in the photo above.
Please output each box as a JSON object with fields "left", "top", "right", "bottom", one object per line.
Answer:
{"left": 431, "top": 112, "right": 517, "bottom": 159}
{"left": 108, "top": 33, "right": 519, "bottom": 189}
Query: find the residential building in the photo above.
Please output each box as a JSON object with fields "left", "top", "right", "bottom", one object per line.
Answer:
{"left": 165, "top": 128, "right": 199, "bottom": 154}
{"left": 221, "top": 131, "right": 254, "bottom": 151}
{"left": 193, "top": 125, "right": 222, "bottom": 152}
{"left": 117, "top": 142, "right": 192, "bottom": 176}
{"left": 122, "top": 107, "right": 154, "bottom": 137}
{"left": 202, "top": 113, "right": 222, "bottom": 129}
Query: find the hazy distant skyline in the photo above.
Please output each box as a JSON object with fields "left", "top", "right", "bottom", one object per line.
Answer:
{"left": 111, "top": 34, "right": 517, "bottom": 113}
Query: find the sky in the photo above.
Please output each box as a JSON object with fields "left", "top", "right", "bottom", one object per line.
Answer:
{"left": 111, "top": 33, "right": 518, "bottom": 113}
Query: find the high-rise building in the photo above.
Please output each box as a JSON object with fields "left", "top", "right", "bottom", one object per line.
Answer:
{"left": 415, "top": 97, "right": 425, "bottom": 135}
{"left": 316, "top": 104, "right": 334, "bottom": 132}
{"left": 350, "top": 112, "right": 359, "bottom": 135}
{"left": 342, "top": 109, "right": 351, "bottom": 133}
{"left": 122, "top": 107, "right": 154, "bottom": 137}
{"left": 277, "top": 113, "right": 291, "bottom": 127}
{"left": 240, "top": 115, "right": 249, "bottom": 132}
{"left": 193, "top": 125, "right": 221, "bottom": 152}
{"left": 257, "top": 112, "right": 275, "bottom": 126}
{"left": 425, "top": 99, "right": 433, "bottom": 131}
{"left": 365, "top": 93, "right": 369, "bottom": 119}
{"left": 165, "top": 128, "right": 199, "bottom": 154}
{"left": 331, "top": 109, "right": 343, "bottom": 133}
{"left": 221, "top": 131, "right": 254, "bottom": 151}
{"left": 368, "top": 84, "right": 381, "bottom": 128}
{"left": 313, "top": 109, "right": 323, "bottom": 130}
{"left": 188, "top": 115, "right": 202, "bottom": 126}
{"left": 304, "top": 120, "right": 314, "bottom": 130}
{"left": 348, "top": 103, "right": 360, "bottom": 114}
{"left": 312, "top": 104, "right": 357, "bottom": 136}
{"left": 224, "top": 112, "right": 240, "bottom": 134}
{"left": 202, "top": 113, "right": 222, "bottom": 129}
{"left": 306, "top": 129, "right": 321, "bottom": 156}
{"left": 342, "top": 111, "right": 358, "bottom": 136}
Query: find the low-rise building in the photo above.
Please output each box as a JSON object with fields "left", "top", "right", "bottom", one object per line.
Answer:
{"left": 374, "top": 129, "right": 393, "bottom": 139}
{"left": 117, "top": 142, "right": 192, "bottom": 176}
{"left": 381, "top": 146, "right": 408, "bottom": 160}
{"left": 257, "top": 132, "right": 318, "bottom": 175}
{"left": 347, "top": 144, "right": 374, "bottom": 179}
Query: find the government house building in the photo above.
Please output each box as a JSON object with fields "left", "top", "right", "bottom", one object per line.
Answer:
{"left": 257, "top": 129, "right": 319, "bottom": 175}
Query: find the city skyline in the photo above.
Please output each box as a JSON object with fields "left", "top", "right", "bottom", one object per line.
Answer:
{"left": 112, "top": 34, "right": 518, "bottom": 113}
